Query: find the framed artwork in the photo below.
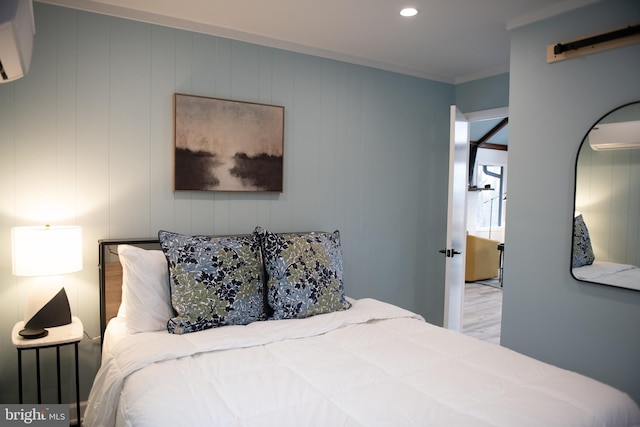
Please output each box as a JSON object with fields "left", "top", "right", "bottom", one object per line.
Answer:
{"left": 173, "top": 93, "right": 284, "bottom": 192}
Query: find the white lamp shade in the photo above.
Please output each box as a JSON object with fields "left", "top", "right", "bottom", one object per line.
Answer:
{"left": 12, "top": 225, "right": 83, "bottom": 276}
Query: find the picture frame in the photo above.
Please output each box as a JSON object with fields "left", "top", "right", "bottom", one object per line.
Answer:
{"left": 173, "top": 93, "right": 284, "bottom": 192}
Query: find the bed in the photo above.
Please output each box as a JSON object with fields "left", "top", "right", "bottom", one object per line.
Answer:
{"left": 572, "top": 261, "right": 640, "bottom": 291}
{"left": 85, "top": 229, "right": 640, "bottom": 427}
{"left": 572, "top": 214, "right": 640, "bottom": 291}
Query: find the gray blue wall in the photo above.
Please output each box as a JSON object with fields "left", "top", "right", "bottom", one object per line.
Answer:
{"left": 0, "top": 3, "right": 453, "bottom": 403}
{"left": 454, "top": 73, "right": 509, "bottom": 114}
{"left": 4, "top": 0, "right": 638, "bottom": 411}
{"left": 503, "top": 0, "right": 640, "bottom": 403}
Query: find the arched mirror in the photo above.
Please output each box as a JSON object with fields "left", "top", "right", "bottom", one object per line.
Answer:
{"left": 571, "top": 101, "right": 640, "bottom": 291}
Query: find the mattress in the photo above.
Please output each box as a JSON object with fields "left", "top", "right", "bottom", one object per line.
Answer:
{"left": 85, "top": 298, "right": 640, "bottom": 427}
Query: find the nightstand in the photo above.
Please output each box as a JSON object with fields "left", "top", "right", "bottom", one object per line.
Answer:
{"left": 12, "top": 316, "right": 83, "bottom": 425}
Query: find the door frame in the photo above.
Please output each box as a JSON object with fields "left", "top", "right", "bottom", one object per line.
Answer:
{"left": 445, "top": 106, "right": 509, "bottom": 330}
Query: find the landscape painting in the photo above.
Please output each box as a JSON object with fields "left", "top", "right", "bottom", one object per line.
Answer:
{"left": 173, "top": 93, "right": 284, "bottom": 192}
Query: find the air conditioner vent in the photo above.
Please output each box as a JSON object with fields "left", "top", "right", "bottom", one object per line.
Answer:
{"left": 0, "top": 0, "right": 35, "bottom": 83}
{"left": 589, "top": 120, "right": 640, "bottom": 151}
{"left": 0, "top": 59, "right": 9, "bottom": 80}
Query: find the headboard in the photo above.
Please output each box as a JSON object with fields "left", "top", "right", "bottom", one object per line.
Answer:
{"left": 98, "top": 238, "right": 160, "bottom": 340}
{"left": 98, "top": 231, "right": 329, "bottom": 342}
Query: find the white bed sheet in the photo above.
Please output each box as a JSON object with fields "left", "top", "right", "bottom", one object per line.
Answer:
{"left": 86, "top": 298, "right": 640, "bottom": 427}
{"left": 573, "top": 261, "right": 640, "bottom": 291}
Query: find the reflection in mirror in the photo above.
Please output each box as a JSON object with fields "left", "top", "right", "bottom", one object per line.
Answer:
{"left": 572, "top": 101, "right": 640, "bottom": 291}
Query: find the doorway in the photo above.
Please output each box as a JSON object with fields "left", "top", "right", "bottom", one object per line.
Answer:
{"left": 463, "top": 107, "right": 508, "bottom": 343}
{"left": 465, "top": 106, "right": 508, "bottom": 238}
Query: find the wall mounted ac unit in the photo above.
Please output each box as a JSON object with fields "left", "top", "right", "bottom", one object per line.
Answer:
{"left": 0, "top": 0, "right": 35, "bottom": 83}
{"left": 589, "top": 120, "right": 640, "bottom": 151}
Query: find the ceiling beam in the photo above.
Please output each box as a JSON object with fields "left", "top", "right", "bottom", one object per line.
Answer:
{"left": 470, "top": 141, "right": 508, "bottom": 151}
{"left": 470, "top": 117, "right": 509, "bottom": 151}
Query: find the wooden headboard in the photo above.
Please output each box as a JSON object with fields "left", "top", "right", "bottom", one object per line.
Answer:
{"left": 98, "top": 238, "right": 161, "bottom": 341}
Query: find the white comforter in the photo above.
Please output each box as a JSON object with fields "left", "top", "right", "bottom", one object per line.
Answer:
{"left": 85, "top": 298, "right": 640, "bottom": 427}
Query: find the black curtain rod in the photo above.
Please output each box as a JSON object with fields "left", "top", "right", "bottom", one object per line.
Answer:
{"left": 554, "top": 24, "right": 640, "bottom": 55}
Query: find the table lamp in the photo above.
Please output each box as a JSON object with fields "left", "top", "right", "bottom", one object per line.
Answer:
{"left": 11, "top": 225, "right": 83, "bottom": 339}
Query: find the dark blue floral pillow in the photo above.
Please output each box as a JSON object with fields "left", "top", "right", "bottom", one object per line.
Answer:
{"left": 158, "top": 230, "right": 265, "bottom": 334}
{"left": 573, "top": 214, "right": 595, "bottom": 268}
{"left": 256, "top": 227, "right": 351, "bottom": 320}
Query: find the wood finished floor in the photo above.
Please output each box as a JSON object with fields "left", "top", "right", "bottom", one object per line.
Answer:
{"left": 462, "top": 281, "right": 503, "bottom": 345}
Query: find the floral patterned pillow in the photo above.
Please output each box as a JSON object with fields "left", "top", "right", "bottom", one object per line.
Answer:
{"left": 256, "top": 227, "right": 351, "bottom": 320}
{"left": 573, "top": 214, "right": 595, "bottom": 268}
{"left": 158, "top": 230, "right": 265, "bottom": 334}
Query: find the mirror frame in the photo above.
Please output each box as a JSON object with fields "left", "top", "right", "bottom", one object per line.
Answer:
{"left": 571, "top": 101, "right": 640, "bottom": 291}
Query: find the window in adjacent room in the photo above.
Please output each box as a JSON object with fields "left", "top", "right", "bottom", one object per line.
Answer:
{"left": 477, "top": 165, "right": 505, "bottom": 228}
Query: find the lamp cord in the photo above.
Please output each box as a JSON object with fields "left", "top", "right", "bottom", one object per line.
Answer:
{"left": 83, "top": 331, "right": 101, "bottom": 341}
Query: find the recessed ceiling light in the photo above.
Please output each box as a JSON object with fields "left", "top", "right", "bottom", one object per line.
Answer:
{"left": 400, "top": 7, "right": 419, "bottom": 17}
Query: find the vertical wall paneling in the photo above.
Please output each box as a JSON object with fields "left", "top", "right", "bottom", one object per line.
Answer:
{"left": 395, "top": 77, "right": 429, "bottom": 308}
{"left": 227, "top": 40, "right": 263, "bottom": 234}
{"left": 0, "top": 3, "right": 454, "bottom": 403}
{"left": 268, "top": 49, "right": 296, "bottom": 231}
{"left": 317, "top": 60, "right": 339, "bottom": 226}
{"left": 591, "top": 150, "right": 614, "bottom": 260}
{"left": 577, "top": 145, "right": 640, "bottom": 266}
{"left": 328, "top": 61, "right": 350, "bottom": 231}
{"left": 291, "top": 55, "right": 322, "bottom": 231}
{"left": 13, "top": 4, "right": 57, "bottom": 223}
{"left": 210, "top": 38, "right": 232, "bottom": 234}
{"left": 610, "top": 150, "right": 630, "bottom": 262}
{"left": 414, "top": 81, "right": 452, "bottom": 324}
{"left": 55, "top": 9, "right": 78, "bottom": 223}
{"left": 55, "top": 9, "right": 93, "bottom": 398}
{"left": 0, "top": 77, "right": 17, "bottom": 406}
{"left": 363, "top": 70, "right": 404, "bottom": 299}
{"left": 256, "top": 46, "right": 275, "bottom": 228}
{"left": 9, "top": 7, "right": 61, "bottom": 403}
{"left": 338, "top": 65, "right": 368, "bottom": 293}
{"left": 172, "top": 30, "right": 194, "bottom": 235}
{"left": 188, "top": 33, "right": 217, "bottom": 235}
{"left": 150, "top": 26, "right": 178, "bottom": 235}
{"left": 108, "top": 18, "right": 152, "bottom": 237}
{"left": 75, "top": 9, "right": 110, "bottom": 356}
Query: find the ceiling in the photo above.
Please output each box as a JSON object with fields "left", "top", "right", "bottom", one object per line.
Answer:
{"left": 471, "top": 117, "right": 509, "bottom": 148}
{"left": 36, "top": 0, "right": 599, "bottom": 84}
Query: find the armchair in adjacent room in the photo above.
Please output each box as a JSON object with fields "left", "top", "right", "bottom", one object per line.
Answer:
{"left": 465, "top": 234, "right": 501, "bottom": 282}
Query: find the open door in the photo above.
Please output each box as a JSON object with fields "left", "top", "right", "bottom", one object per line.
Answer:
{"left": 442, "top": 106, "right": 469, "bottom": 331}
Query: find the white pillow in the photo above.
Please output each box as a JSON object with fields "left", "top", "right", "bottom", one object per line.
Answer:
{"left": 118, "top": 245, "right": 173, "bottom": 333}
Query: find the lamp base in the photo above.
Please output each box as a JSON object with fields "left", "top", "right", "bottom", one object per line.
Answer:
{"left": 19, "top": 328, "right": 48, "bottom": 339}
{"left": 24, "top": 287, "right": 72, "bottom": 332}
